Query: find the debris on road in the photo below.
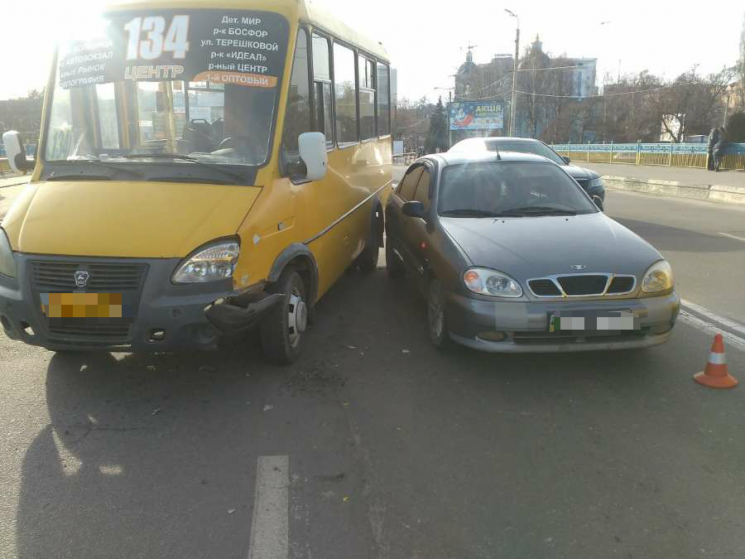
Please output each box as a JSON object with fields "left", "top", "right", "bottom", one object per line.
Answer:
{"left": 263, "top": 405, "right": 274, "bottom": 412}
{"left": 199, "top": 365, "right": 217, "bottom": 374}
{"left": 402, "top": 349, "right": 411, "bottom": 354}
{"left": 227, "top": 509, "right": 236, "bottom": 515}
{"left": 151, "top": 408, "right": 162, "bottom": 416}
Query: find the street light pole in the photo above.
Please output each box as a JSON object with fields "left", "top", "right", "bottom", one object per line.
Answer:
{"left": 505, "top": 9, "right": 520, "bottom": 137}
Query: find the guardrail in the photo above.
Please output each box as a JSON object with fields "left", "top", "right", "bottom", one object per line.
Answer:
{"left": 551, "top": 143, "right": 745, "bottom": 171}
{"left": 392, "top": 152, "right": 419, "bottom": 166}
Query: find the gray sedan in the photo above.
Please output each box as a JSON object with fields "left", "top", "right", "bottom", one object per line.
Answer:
{"left": 385, "top": 151, "right": 680, "bottom": 352}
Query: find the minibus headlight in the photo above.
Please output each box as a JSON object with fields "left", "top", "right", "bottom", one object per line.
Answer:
{"left": 0, "top": 228, "right": 16, "bottom": 278}
{"left": 172, "top": 240, "right": 240, "bottom": 284}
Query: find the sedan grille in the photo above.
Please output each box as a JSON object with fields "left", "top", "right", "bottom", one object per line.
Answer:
{"left": 557, "top": 275, "right": 609, "bottom": 296}
{"left": 607, "top": 276, "right": 636, "bottom": 294}
{"left": 528, "top": 274, "right": 637, "bottom": 298}
{"left": 528, "top": 279, "right": 562, "bottom": 297}
{"left": 32, "top": 261, "right": 147, "bottom": 292}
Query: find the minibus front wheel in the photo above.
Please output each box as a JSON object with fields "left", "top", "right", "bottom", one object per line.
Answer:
{"left": 260, "top": 268, "right": 308, "bottom": 365}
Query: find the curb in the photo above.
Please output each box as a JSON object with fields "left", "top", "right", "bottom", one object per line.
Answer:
{"left": 602, "top": 176, "right": 745, "bottom": 206}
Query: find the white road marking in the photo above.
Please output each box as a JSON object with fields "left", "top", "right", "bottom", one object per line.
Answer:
{"left": 248, "top": 456, "right": 289, "bottom": 559}
{"left": 719, "top": 232, "right": 745, "bottom": 244}
{"left": 678, "top": 311, "right": 745, "bottom": 353}
{"left": 682, "top": 299, "right": 745, "bottom": 337}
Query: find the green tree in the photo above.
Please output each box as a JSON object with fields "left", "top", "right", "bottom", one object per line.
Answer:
{"left": 726, "top": 111, "right": 745, "bottom": 142}
{"left": 424, "top": 97, "right": 449, "bottom": 154}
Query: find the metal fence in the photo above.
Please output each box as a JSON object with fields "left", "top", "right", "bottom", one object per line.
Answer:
{"left": 551, "top": 143, "right": 745, "bottom": 171}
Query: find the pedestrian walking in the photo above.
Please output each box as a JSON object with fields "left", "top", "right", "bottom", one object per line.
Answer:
{"left": 707, "top": 127, "right": 720, "bottom": 170}
{"left": 713, "top": 136, "right": 727, "bottom": 172}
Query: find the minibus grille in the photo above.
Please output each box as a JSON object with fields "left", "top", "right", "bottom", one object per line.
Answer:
{"left": 31, "top": 261, "right": 148, "bottom": 292}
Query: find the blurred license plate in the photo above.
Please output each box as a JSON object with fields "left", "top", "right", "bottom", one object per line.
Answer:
{"left": 40, "top": 293, "right": 133, "bottom": 325}
{"left": 549, "top": 311, "right": 639, "bottom": 332}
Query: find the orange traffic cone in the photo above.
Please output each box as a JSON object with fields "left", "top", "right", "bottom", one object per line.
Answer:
{"left": 693, "top": 334, "right": 738, "bottom": 389}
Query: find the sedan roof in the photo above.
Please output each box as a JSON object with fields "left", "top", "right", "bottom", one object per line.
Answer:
{"left": 430, "top": 151, "right": 554, "bottom": 167}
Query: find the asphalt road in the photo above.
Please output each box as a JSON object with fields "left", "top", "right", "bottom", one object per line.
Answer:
{"left": 1, "top": 169, "right": 745, "bottom": 559}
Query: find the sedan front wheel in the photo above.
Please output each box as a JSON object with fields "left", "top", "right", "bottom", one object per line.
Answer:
{"left": 427, "top": 279, "right": 453, "bottom": 350}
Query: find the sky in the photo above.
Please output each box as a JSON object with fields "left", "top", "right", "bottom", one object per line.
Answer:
{"left": 0, "top": 0, "right": 743, "bottom": 101}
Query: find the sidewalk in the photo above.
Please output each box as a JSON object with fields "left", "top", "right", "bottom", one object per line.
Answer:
{"left": 580, "top": 162, "right": 745, "bottom": 188}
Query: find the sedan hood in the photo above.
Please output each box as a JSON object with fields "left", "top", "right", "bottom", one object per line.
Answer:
{"left": 441, "top": 213, "right": 662, "bottom": 279}
{"left": 564, "top": 164, "right": 600, "bottom": 181}
{"left": 2, "top": 181, "right": 260, "bottom": 258}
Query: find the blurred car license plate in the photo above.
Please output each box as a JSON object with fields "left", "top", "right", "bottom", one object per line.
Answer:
{"left": 40, "top": 293, "right": 133, "bottom": 325}
{"left": 550, "top": 311, "right": 639, "bottom": 332}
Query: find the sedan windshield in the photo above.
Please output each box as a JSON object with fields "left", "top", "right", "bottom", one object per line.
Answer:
{"left": 439, "top": 161, "right": 597, "bottom": 217}
{"left": 44, "top": 10, "right": 288, "bottom": 170}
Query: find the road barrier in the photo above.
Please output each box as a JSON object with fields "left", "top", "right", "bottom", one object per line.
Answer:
{"left": 552, "top": 142, "right": 745, "bottom": 171}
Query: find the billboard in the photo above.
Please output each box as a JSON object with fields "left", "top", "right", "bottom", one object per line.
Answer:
{"left": 449, "top": 102, "right": 504, "bottom": 131}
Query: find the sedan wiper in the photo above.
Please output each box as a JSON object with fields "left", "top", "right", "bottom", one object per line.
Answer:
{"left": 441, "top": 209, "right": 516, "bottom": 218}
{"left": 502, "top": 206, "right": 578, "bottom": 216}
{"left": 122, "top": 153, "right": 246, "bottom": 184}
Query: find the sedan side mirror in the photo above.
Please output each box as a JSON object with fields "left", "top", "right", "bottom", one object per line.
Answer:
{"left": 562, "top": 156, "right": 571, "bottom": 165}
{"left": 298, "top": 132, "right": 328, "bottom": 181}
{"left": 2, "top": 130, "right": 34, "bottom": 173}
{"left": 592, "top": 195, "right": 604, "bottom": 212}
{"left": 402, "top": 200, "right": 426, "bottom": 218}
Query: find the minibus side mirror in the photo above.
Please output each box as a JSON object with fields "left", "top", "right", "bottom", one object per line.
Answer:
{"left": 298, "top": 132, "right": 328, "bottom": 181}
{"left": 2, "top": 131, "right": 34, "bottom": 173}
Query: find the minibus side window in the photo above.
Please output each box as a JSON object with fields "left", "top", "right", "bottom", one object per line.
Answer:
{"left": 333, "top": 42, "right": 359, "bottom": 146}
{"left": 358, "top": 55, "right": 376, "bottom": 141}
{"left": 282, "top": 29, "right": 312, "bottom": 155}
{"left": 377, "top": 63, "right": 391, "bottom": 137}
{"left": 312, "top": 33, "right": 333, "bottom": 147}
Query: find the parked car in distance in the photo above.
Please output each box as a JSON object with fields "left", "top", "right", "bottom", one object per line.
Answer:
{"left": 449, "top": 137, "right": 606, "bottom": 202}
{"left": 385, "top": 152, "right": 679, "bottom": 352}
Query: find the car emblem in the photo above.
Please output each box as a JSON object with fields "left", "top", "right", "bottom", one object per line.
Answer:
{"left": 74, "top": 271, "right": 90, "bottom": 288}
{"left": 570, "top": 265, "right": 587, "bottom": 271}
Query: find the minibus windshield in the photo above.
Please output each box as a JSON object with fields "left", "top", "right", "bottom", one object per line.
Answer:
{"left": 44, "top": 10, "right": 289, "bottom": 169}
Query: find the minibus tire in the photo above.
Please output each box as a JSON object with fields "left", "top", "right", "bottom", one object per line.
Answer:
{"left": 357, "top": 219, "right": 381, "bottom": 274}
{"left": 260, "top": 268, "right": 307, "bottom": 365}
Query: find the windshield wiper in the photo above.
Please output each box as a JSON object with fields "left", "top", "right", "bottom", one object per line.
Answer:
{"left": 49, "top": 159, "right": 146, "bottom": 180}
{"left": 441, "top": 209, "right": 513, "bottom": 218}
{"left": 501, "top": 206, "right": 578, "bottom": 217}
{"left": 122, "top": 153, "right": 246, "bottom": 184}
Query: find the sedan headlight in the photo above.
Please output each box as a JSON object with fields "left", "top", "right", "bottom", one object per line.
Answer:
{"left": 172, "top": 240, "right": 240, "bottom": 284}
{"left": 588, "top": 177, "right": 603, "bottom": 188}
{"left": 0, "top": 228, "right": 16, "bottom": 278}
{"left": 464, "top": 268, "right": 523, "bottom": 298}
{"left": 641, "top": 260, "right": 674, "bottom": 294}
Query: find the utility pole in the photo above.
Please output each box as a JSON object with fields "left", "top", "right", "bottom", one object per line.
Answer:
{"left": 506, "top": 9, "right": 520, "bottom": 137}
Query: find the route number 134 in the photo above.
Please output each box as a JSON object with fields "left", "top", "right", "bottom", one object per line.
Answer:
{"left": 124, "top": 15, "right": 190, "bottom": 61}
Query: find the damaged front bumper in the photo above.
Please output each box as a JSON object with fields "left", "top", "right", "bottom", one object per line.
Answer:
{"left": 0, "top": 254, "right": 280, "bottom": 352}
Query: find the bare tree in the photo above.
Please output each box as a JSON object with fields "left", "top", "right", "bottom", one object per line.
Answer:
{"left": 651, "top": 66, "right": 735, "bottom": 142}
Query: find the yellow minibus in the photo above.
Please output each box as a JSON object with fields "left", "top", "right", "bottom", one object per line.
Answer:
{"left": 0, "top": 0, "right": 393, "bottom": 363}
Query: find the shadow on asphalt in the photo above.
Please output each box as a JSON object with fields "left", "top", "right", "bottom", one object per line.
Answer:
{"left": 13, "top": 266, "right": 685, "bottom": 559}
{"left": 614, "top": 218, "right": 745, "bottom": 253}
